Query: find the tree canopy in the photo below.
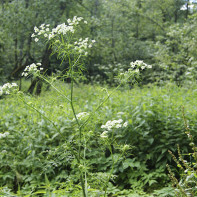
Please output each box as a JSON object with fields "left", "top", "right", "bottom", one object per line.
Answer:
{"left": 0, "top": 0, "right": 197, "bottom": 86}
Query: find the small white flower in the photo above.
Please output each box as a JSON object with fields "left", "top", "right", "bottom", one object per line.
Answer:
{"left": 44, "top": 33, "right": 48, "bottom": 37}
{"left": 130, "top": 63, "right": 135, "bottom": 68}
{"left": 34, "top": 26, "right": 39, "bottom": 33}
{"left": 36, "top": 63, "right": 41, "bottom": 66}
{"left": 100, "top": 131, "right": 108, "bottom": 138}
{"left": 48, "top": 34, "right": 54, "bottom": 40}
{"left": 31, "top": 33, "right": 35, "bottom": 38}
{"left": 0, "top": 132, "right": 10, "bottom": 139}
{"left": 74, "top": 112, "right": 89, "bottom": 120}
{"left": 84, "top": 21, "right": 88, "bottom": 24}
{"left": 115, "top": 124, "right": 122, "bottom": 128}
{"left": 35, "top": 38, "right": 39, "bottom": 42}
{"left": 123, "top": 122, "right": 128, "bottom": 127}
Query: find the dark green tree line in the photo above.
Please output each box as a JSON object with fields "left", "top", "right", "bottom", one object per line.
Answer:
{"left": 0, "top": 0, "right": 196, "bottom": 88}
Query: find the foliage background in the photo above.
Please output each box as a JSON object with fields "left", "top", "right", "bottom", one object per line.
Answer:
{"left": 1, "top": 0, "right": 197, "bottom": 196}
{"left": 1, "top": 0, "right": 197, "bottom": 85}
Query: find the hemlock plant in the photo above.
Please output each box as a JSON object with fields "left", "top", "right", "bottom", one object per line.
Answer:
{"left": 0, "top": 16, "right": 152, "bottom": 197}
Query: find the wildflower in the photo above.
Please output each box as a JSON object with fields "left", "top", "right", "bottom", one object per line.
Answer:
{"left": 123, "top": 122, "right": 128, "bottom": 127}
{"left": 117, "top": 112, "right": 124, "bottom": 115}
{"left": 0, "top": 83, "right": 18, "bottom": 96}
{"left": 31, "top": 33, "right": 35, "bottom": 38}
{"left": 49, "top": 33, "right": 55, "bottom": 40}
{"left": 11, "top": 83, "right": 17, "bottom": 87}
{"left": 0, "top": 132, "right": 9, "bottom": 139}
{"left": 100, "top": 131, "right": 108, "bottom": 138}
{"left": 34, "top": 26, "right": 39, "bottom": 32}
{"left": 22, "top": 63, "right": 43, "bottom": 77}
{"left": 101, "top": 119, "right": 124, "bottom": 131}
{"left": 35, "top": 38, "right": 39, "bottom": 42}
{"left": 74, "top": 112, "right": 89, "bottom": 120}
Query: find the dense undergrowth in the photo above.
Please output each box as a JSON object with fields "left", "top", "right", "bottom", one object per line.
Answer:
{"left": 1, "top": 81, "right": 197, "bottom": 196}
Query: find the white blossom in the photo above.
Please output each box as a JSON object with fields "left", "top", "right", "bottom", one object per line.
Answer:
{"left": 22, "top": 63, "right": 43, "bottom": 77}
{"left": 123, "top": 122, "right": 128, "bottom": 127}
{"left": 101, "top": 119, "right": 124, "bottom": 131}
{"left": 74, "top": 112, "right": 89, "bottom": 121}
{"left": 0, "top": 83, "right": 18, "bottom": 96}
{"left": 100, "top": 131, "right": 108, "bottom": 138}
{"left": 34, "top": 26, "right": 39, "bottom": 33}
{"left": 0, "top": 132, "right": 9, "bottom": 139}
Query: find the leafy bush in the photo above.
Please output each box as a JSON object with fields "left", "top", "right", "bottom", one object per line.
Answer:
{"left": 1, "top": 82, "right": 197, "bottom": 196}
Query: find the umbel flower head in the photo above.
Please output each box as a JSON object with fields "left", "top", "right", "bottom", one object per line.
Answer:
{"left": 0, "top": 83, "right": 18, "bottom": 96}
{"left": 118, "top": 60, "right": 152, "bottom": 84}
{"left": 32, "top": 16, "right": 96, "bottom": 56}
{"left": 22, "top": 63, "right": 43, "bottom": 77}
{"left": 101, "top": 119, "right": 128, "bottom": 131}
{"left": 100, "top": 119, "right": 128, "bottom": 138}
{"left": 0, "top": 132, "right": 9, "bottom": 139}
{"left": 72, "top": 112, "right": 90, "bottom": 121}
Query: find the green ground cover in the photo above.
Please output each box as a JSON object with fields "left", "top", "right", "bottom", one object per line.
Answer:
{"left": 0, "top": 82, "right": 197, "bottom": 196}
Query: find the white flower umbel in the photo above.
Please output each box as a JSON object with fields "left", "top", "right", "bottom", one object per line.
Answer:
{"left": 101, "top": 119, "right": 128, "bottom": 131}
{"left": 0, "top": 132, "right": 9, "bottom": 139}
{"left": 100, "top": 131, "right": 108, "bottom": 138}
{"left": 22, "top": 63, "right": 43, "bottom": 77}
{"left": 130, "top": 60, "right": 152, "bottom": 70}
{"left": 119, "top": 60, "right": 152, "bottom": 84}
{"left": 32, "top": 17, "right": 96, "bottom": 56}
{"left": 32, "top": 16, "right": 84, "bottom": 41}
{"left": 123, "top": 122, "right": 128, "bottom": 127}
{"left": 0, "top": 83, "right": 18, "bottom": 96}
{"left": 73, "top": 112, "right": 89, "bottom": 121}
{"left": 74, "top": 38, "right": 95, "bottom": 55}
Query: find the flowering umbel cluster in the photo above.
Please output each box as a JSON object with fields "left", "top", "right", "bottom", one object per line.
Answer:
{"left": 0, "top": 83, "right": 18, "bottom": 96}
{"left": 118, "top": 60, "right": 152, "bottom": 84}
{"left": 0, "top": 132, "right": 9, "bottom": 139}
{"left": 21, "top": 63, "right": 43, "bottom": 77}
{"left": 100, "top": 119, "right": 128, "bottom": 138}
{"left": 72, "top": 112, "right": 90, "bottom": 121}
{"left": 31, "top": 16, "right": 96, "bottom": 56}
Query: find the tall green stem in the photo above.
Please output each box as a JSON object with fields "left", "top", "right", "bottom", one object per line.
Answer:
{"left": 69, "top": 55, "right": 86, "bottom": 197}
